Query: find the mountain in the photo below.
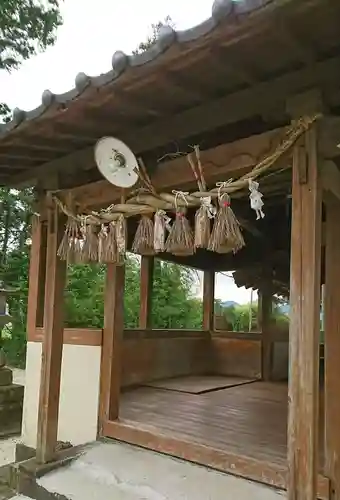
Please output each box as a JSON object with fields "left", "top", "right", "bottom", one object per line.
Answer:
{"left": 220, "top": 300, "right": 239, "bottom": 308}
{"left": 278, "top": 303, "right": 290, "bottom": 315}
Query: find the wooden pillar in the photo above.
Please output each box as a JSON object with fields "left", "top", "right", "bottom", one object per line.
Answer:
{"left": 36, "top": 207, "right": 67, "bottom": 464}
{"left": 324, "top": 195, "right": 340, "bottom": 499}
{"left": 139, "top": 256, "right": 154, "bottom": 329}
{"left": 26, "top": 214, "right": 47, "bottom": 337}
{"left": 259, "top": 286, "right": 273, "bottom": 381}
{"left": 287, "top": 129, "right": 322, "bottom": 500}
{"left": 203, "top": 270, "right": 215, "bottom": 331}
{"left": 99, "top": 263, "right": 125, "bottom": 428}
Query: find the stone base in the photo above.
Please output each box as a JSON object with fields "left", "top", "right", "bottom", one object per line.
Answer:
{"left": 0, "top": 368, "right": 23, "bottom": 438}
{"left": 0, "top": 369, "right": 13, "bottom": 387}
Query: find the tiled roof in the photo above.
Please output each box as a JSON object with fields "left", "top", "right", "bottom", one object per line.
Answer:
{"left": 0, "top": 0, "right": 273, "bottom": 139}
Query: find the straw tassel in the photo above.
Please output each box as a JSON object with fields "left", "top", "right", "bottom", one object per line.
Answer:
{"left": 132, "top": 215, "right": 155, "bottom": 255}
{"left": 208, "top": 185, "right": 245, "bottom": 254}
{"left": 165, "top": 190, "right": 194, "bottom": 256}
{"left": 81, "top": 223, "right": 99, "bottom": 262}
{"left": 165, "top": 211, "right": 194, "bottom": 256}
{"left": 57, "top": 216, "right": 82, "bottom": 263}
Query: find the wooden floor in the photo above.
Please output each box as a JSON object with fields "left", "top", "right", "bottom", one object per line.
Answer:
{"left": 121, "top": 381, "right": 289, "bottom": 465}
{"left": 104, "top": 379, "right": 328, "bottom": 498}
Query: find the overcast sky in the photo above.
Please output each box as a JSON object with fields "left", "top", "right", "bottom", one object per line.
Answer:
{"left": 1, "top": 0, "right": 253, "bottom": 304}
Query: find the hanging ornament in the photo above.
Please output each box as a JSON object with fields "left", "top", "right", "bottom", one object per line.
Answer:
{"left": 98, "top": 224, "right": 108, "bottom": 263}
{"left": 194, "top": 196, "right": 216, "bottom": 249}
{"left": 115, "top": 214, "right": 127, "bottom": 265}
{"left": 208, "top": 182, "right": 245, "bottom": 254}
{"left": 154, "top": 210, "right": 172, "bottom": 253}
{"left": 248, "top": 178, "right": 265, "bottom": 220}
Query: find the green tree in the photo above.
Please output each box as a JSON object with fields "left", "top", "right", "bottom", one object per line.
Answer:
{"left": 0, "top": 0, "right": 63, "bottom": 360}
{"left": 1, "top": 0, "right": 63, "bottom": 121}
{"left": 219, "top": 300, "right": 289, "bottom": 332}
{"left": 0, "top": 13, "right": 204, "bottom": 367}
{"left": 133, "top": 16, "right": 173, "bottom": 55}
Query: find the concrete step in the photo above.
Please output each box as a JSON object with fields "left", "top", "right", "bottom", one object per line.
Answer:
{"left": 8, "top": 496, "right": 31, "bottom": 500}
{"left": 35, "top": 442, "right": 285, "bottom": 500}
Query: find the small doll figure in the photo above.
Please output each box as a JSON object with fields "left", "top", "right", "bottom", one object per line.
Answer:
{"left": 248, "top": 178, "right": 265, "bottom": 220}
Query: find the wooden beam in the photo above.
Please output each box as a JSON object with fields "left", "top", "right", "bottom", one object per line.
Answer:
{"left": 36, "top": 207, "right": 67, "bottom": 464}
{"left": 322, "top": 160, "right": 340, "bottom": 202}
{"left": 203, "top": 270, "right": 215, "bottom": 331}
{"left": 324, "top": 195, "right": 340, "bottom": 499}
{"left": 139, "top": 256, "right": 154, "bottom": 329}
{"left": 259, "top": 285, "right": 273, "bottom": 381}
{"left": 26, "top": 215, "right": 47, "bottom": 337}
{"left": 63, "top": 127, "right": 287, "bottom": 208}
{"left": 99, "top": 264, "right": 125, "bottom": 428}
{"left": 287, "top": 128, "right": 322, "bottom": 499}
{"left": 9, "top": 55, "right": 340, "bottom": 187}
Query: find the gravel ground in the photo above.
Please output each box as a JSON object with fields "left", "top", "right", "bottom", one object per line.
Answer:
{"left": 0, "top": 368, "right": 25, "bottom": 468}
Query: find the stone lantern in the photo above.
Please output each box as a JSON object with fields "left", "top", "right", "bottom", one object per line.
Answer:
{"left": 0, "top": 282, "right": 24, "bottom": 437}
{"left": 0, "top": 283, "right": 14, "bottom": 367}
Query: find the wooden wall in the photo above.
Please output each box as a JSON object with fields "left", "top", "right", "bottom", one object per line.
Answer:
{"left": 31, "top": 327, "right": 290, "bottom": 385}
{"left": 211, "top": 333, "right": 262, "bottom": 379}
{"left": 121, "top": 330, "right": 211, "bottom": 387}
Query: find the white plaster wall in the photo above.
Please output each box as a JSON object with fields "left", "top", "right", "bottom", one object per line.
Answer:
{"left": 22, "top": 341, "right": 102, "bottom": 448}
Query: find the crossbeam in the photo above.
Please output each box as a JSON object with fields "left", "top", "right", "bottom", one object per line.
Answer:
{"left": 59, "top": 127, "right": 288, "bottom": 209}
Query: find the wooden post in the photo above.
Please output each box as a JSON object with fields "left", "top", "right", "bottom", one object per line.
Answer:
{"left": 324, "top": 195, "right": 340, "bottom": 499}
{"left": 257, "top": 292, "right": 262, "bottom": 331}
{"left": 99, "top": 263, "right": 125, "bottom": 428}
{"left": 26, "top": 215, "right": 47, "bottom": 337}
{"left": 203, "top": 270, "right": 215, "bottom": 331}
{"left": 139, "top": 256, "right": 154, "bottom": 329}
{"left": 36, "top": 207, "right": 67, "bottom": 464}
{"left": 260, "top": 286, "right": 273, "bottom": 381}
{"left": 287, "top": 129, "right": 322, "bottom": 500}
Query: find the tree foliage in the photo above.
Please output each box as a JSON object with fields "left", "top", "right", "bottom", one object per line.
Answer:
{"left": 0, "top": 0, "right": 63, "bottom": 121}
{"left": 0, "top": 14, "right": 205, "bottom": 368}
{"left": 220, "top": 302, "right": 289, "bottom": 332}
{"left": 1, "top": 248, "right": 203, "bottom": 367}
{"left": 0, "top": 0, "right": 62, "bottom": 71}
